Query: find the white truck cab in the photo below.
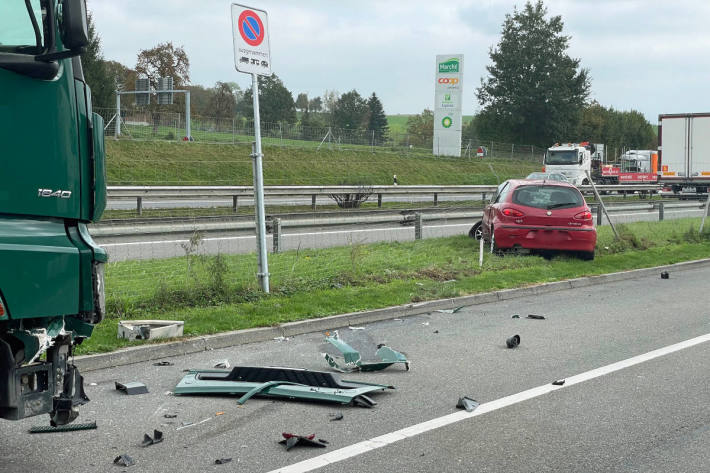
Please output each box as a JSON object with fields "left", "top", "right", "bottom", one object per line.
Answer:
{"left": 543, "top": 143, "right": 592, "bottom": 186}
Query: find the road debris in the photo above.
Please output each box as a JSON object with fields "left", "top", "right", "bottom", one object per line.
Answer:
{"left": 436, "top": 306, "right": 465, "bottom": 314}
{"left": 512, "top": 314, "right": 520, "bottom": 319}
{"left": 163, "top": 414, "right": 177, "bottom": 419}
{"left": 433, "top": 330, "right": 439, "bottom": 334}
{"left": 215, "top": 411, "right": 225, "bottom": 416}
{"left": 273, "top": 336, "right": 291, "bottom": 342}
{"left": 213, "top": 359, "right": 230, "bottom": 369}
{"left": 456, "top": 396, "right": 480, "bottom": 412}
{"left": 115, "top": 381, "right": 148, "bottom": 395}
{"left": 279, "top": 433, "right": 328, "bottom": 451}
{"left": 526, "top": 314, "right": 546, "bottom": 320}
{"left": 348, "top": 325, "right": 366, "bottom": 330}
{"left": 661, "top": 271, "right": 669, "bottom": 279}
{"left": 117, "top": 320, "right": 184, "bottom": 340}
{"left": 329, "top": 412, "right": 344, "bottom": 421}
{"left": 552, "top": 379, "right": 566, "bottom": 386}
{"left": 141, "top": 430, "right": 164, "bottom": 447}
{"left": 174, "top": 366, "right": 393, "bottom": 407}
{"left": 506, "top": 335, "right": 521, "bottom": 348}
{"left": 29, "top": 421, "right": 97, "bottom": 433}
{"left": 153, "top": 361, "right": 174, "bottom": 366}
{"left": 321, "top": 330, "right": 409, "bottom": 372}
{"left": 215, "top": 458, "right": 233, "bottom": 465}
{"left": 113, "top": 454, "right": 135, "bottom": 467}
{"left": 421, "top": 322, "right": 430, "bottom": 326}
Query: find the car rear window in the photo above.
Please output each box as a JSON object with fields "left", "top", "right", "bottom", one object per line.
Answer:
{"left": 512, "top": 185, "right": 583, "bottom": 210}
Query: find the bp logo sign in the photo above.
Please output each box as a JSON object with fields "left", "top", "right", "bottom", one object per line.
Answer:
{"left": 441, "top": 116, "right": 453, "bottom": 128}
{"left": 438, "top": 58, "right": 460, "bottom": 73}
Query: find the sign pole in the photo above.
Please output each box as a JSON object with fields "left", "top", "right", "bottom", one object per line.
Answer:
{"left": 251, "top": 73, "right": 269, "bottom": 292}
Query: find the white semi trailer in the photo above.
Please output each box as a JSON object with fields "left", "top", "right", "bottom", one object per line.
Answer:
{"left": 658, "top": 113, "right": 710, "bottom": 193}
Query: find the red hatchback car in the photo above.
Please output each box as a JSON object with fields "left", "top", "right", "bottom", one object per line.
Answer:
{"left": 478, "top": 179, "right": 597, "bottom": 260}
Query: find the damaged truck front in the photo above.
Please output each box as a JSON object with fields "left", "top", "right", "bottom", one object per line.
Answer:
{"left": 0, "top": 0, "right": 106, "bottom": 425}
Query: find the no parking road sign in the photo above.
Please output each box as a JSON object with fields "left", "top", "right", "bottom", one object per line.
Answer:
{"left": 232, "top": 4, "right": 272, "bottom": 75}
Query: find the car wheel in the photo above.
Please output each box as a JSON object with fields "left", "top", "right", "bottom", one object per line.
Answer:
{"left": 468, "top": 221, "right": 483, "bottom": 240}
{"left": 579, "top": 250, "right": 595, "bottom": 261}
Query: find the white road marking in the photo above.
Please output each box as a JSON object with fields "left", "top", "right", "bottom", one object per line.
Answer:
{"left": 99, "top": 223, "right": 472, "bottom": 248}
{"left": 267, "top": 332, "right": 710, "bottom": 473}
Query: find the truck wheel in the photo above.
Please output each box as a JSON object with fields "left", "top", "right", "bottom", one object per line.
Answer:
{"left": 468, "top": 221, "right": 483, "bottom": 240}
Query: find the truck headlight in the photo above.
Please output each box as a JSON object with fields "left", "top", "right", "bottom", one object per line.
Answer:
{"left": 92, "top": 262, "right": 105, "bottom": 323}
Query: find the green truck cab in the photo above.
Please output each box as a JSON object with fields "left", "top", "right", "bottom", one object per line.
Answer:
{"left": 0, "top": 0, "right": 106, "bottom": 425}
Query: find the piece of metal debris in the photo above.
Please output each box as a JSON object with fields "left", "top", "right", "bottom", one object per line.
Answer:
{"left": 174, "top": 366, "right": 393, "bottom": 407}
{"left": 321, "top": 330, "right": 410, "bottom": 372}
{"left": 552, "top": 379, "right": 566, "bottom": 386}
{"left": 113, "top": 454, "right": 135, "bottom": 467}
{"left": 279, "top": 433, "right": 328, "bottom": 451}
{"left": 348, "top": 326, "right": 366, "bottom": 330}
{"left": 215, "top": 458, "right": 233, "bottom": 465}
{"left": 506, "top": 335, "right": 521, "bottom": 349}
{"left": 141, "top": 430, "right": 164, "bottom": 447}
{"left": 115, "top": 381, "right": 148, "bottom": 395}
{"left": 329, "top": 412, "right": 344, "bottom": 421}
{"left": 456, "top": 396, "right": 480, "bottom": 412}
{"left": 29, "top": 421, "right": 97, "bottom": 433}
{"left": 526, "top": 314, "right": 546, "bottom": 320}
{"left": 153, "top": 361, "right": 174, "bottom": 366}
{"left": 117, "top": 320, "right": 184, "bottom": 340}
{"left": 435, "top": 306, "right": 465, "bottom": 314}
{"left": 661, "top": 271, "right": 669, "bottom": 279}
{"left": 213, "top": 359, "right": 230, "bottom": 369}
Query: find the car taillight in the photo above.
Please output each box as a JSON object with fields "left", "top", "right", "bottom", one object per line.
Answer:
{"left": 502, "top": 208, "right": 525, "bottom": 217}
{"left": 574, "top": 210, "right": 592, "bottom": 220}
{"left": 0, "top": 298, "right": 5, "bottom": 316}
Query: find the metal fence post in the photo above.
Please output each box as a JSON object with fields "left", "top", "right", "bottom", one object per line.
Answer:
{"left": 311, "top": 195, "right": 317, "bottom": 210}
{"left": 115, "top": 93, "right": 121, "bottom": 138}
{"left": 272, "top": 217, "right": 282, "bottom": 253}
{"left": 232, "top": 196, "right": 239, "bottom": 213}
{"left": 658, "top": 202, "right": 664, "bottom": 221}
{"left": 136, "top": 197, "right": 143, "bottom": 216}
{"left": 415, "top": 213, "right": 422, "bottom": 240}
{"left": 433, "top": 193, "right": 438, "bottom": 206}
{"left": 377, "top": 193, "right": 382, "bottom": 207}
{"left": 596, "top": 203, "right": 602, "bottom": 226}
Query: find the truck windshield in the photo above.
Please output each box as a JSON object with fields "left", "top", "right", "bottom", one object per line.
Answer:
{"left": 545, "top": 150, "right": 579, "bottom": 165}
{"left": 0, "top": 1, "right": 45, "bottom": 54}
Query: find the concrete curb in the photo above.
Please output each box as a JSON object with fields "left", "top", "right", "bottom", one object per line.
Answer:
{"left": 74, "top": 258, "right": 710, "bottom": 372}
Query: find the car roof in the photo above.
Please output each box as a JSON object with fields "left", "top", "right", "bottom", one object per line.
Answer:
{"left": 509, "top": 179, "right": 577, "bottom": 188}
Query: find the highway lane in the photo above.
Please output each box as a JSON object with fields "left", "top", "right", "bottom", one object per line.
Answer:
{"left": 95, "top": 206, "right": 707, "bottom": 262}
{"left": 1, "top": 263, "right": 709, "bottom": 472}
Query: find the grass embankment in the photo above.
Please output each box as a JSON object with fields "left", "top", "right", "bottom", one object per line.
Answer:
{"left": 78, "top": 218, "right": 710, "bottom": 355}
{"left": 106, "top": 139, "right": 538, "bottom": 186}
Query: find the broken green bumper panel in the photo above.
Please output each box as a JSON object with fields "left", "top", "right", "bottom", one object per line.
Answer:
{"left": 173, "top": 366, "right": 393, "bottom": 407}
{"left": 322, "top": 334, "right": 410, "bottom": 372}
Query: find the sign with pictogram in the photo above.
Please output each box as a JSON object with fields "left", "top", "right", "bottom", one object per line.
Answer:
{"left": 232, "top": 4, "right": 272, "bottom": 75}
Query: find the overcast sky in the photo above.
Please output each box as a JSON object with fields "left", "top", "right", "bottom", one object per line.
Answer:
{"left": 89, "top": 0, "right": 709, "bottom": 123}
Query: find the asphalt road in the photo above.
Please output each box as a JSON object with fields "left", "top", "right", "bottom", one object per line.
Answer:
{"left": 2, "top": 264, "right": 710, "bottom": 472}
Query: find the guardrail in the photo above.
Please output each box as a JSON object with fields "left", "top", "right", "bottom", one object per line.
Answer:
{"left": 107, "top": 184, "right": 662, "bottom": 214}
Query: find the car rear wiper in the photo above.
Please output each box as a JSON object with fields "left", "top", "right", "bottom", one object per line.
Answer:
{"left": 547, "top": 203, "right": 573, "bottom": 209}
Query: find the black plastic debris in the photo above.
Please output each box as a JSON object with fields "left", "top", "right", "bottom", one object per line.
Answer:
{"left": 552, "top": 379, "right": 566, "bottom": 386}
{"left": 29, "top": 421, "right": 97, "bottom": 433}
{"left": 527, "top": 314, "right": 545, "bottom": 320}
{"left": 115, "top": 381, "right": 148, "bottom": 395}
{"left": 329, "top": 412, "right": 344, "bottom": 421}
{"left": 512, "top": 314, "right": 520, "bottom": 319}
{"left": 661, "top": 271, "right": 669, "bottom": 279}
{"left": 141, "top": 430, "right": 164, "bottom": 447}
{"left": 279, "top": 433, "right": 328, "bottom": 451}
{"left": 506, "top": 335, "right": 521, "bottom": 348}
{"left": 433, "top": 330, "right": 439, "bottom": 334}
{"left": 215, "top": 458, "right": 232, "bottom": 465}
{"left": 163, "top": 414, "right": 178, "bottom": 419}
{"left": 318, "top": 439, "right": 329, "bottom": 444}
{"left": 113, "top": 454, "right": 135, "bottom": 467}
{"left": 153, "top": 361, "right": 174, "bottom": 366}
{"left": 456, "top": 396, "right": 480, "bottom": 413}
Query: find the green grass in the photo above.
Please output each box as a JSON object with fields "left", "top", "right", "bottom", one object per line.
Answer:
{"left": 78, "top": 218, "right": 710, "bottom": 355}
{"left": 106, "top": 139, "right": 539, "bottom": 186}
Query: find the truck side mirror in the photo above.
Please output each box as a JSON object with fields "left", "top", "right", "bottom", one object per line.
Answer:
{"left": 62, "top": 0, "right": 89, "bottom": 50}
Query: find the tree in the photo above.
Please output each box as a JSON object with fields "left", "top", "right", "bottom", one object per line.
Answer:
{"left": 308, "top": 96, "right": 323, "bottom": 112}
{"left": 477, "top": 1, "right": 590, "bottom": 146}
{"left": 81, "top": 13, "right": 114, "bottom": 109}
{"left": 295, "top": 93, "right": 309, "bottom": 112}
{"left": 576, "top": 103, "right": 656, "bottom": 158}
{"left": 209, "top": 81, "right": 239, "bottom": 120}
{"left": 406, "top": 109, "right": 434, "bottom": 148}
{"left": 322, "top": 90, "right": 339, "bottom": 124}
{"left": 136, "top": 41, "right": 190, "bottom": 89}
{"left": 239, "top": 74, "right": 297, "bottom": 124}
{"left": 366, "top": 93, "right": 389, "bottom": 143}
{"left": 333, "top": 90, "right": 368, "bottom": 130}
